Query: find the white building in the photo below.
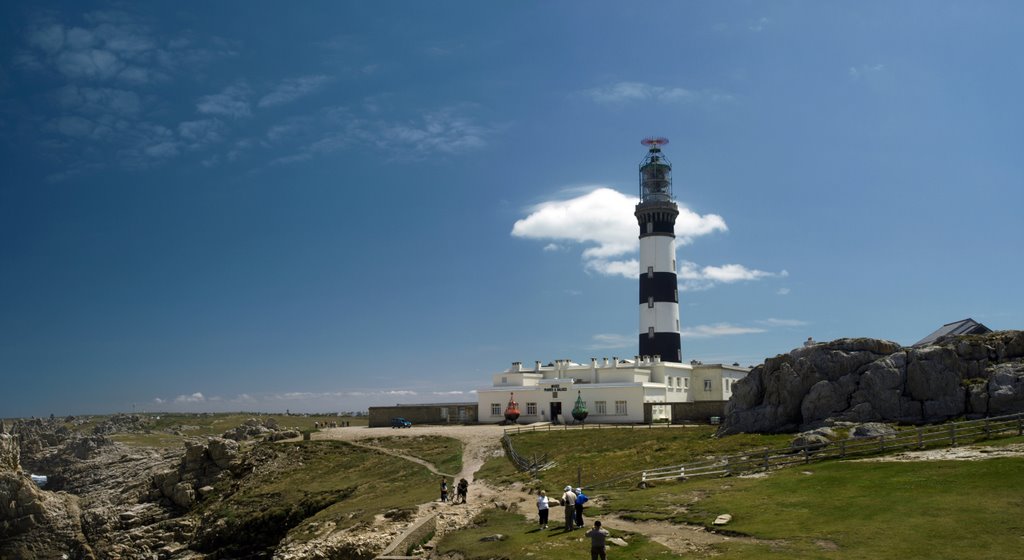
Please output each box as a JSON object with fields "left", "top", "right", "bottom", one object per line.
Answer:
{"left": 476, "top": 357, "right": 749, "bottom": 424}
{"left": 477, "top": 139, "right": 750, "bottom": 424}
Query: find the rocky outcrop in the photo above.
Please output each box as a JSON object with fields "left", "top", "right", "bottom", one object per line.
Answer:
{"left": 720, "top": 331, "right": 1024, "bottom": 435}
{"left": 0, "top": 428, "right": 95, "bottom": 559}
{"left": 152, "top": 437, "right": 240, "bottom": 509}
{"left": 221, "top": 417, "right": 299, "bottom": 442}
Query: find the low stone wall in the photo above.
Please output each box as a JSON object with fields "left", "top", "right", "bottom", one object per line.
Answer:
{"left": 668, "top": 401, "right": 727, "bottom": 423}
{"left": 368, "top": 405, "right": 478, "bottom": 428}
{"left": 376, "top": 512, "right": 437, "bottom": 559}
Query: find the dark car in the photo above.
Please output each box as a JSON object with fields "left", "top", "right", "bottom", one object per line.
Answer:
{"left": 391, "top": 417, "right": 412, "bottom": 428}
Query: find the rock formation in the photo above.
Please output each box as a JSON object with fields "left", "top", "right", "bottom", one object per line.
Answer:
{"left": 0, "top": 428, "right": 95, "bottom": 559}
{"left": 719, "top": 330, "right": 1024, "bottom": 435}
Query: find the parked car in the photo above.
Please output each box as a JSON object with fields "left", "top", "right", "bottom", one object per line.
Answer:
{"left": 391, "top": 417, "right": 412, "bottom": 428}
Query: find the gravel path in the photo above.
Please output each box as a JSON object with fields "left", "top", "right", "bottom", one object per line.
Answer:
{"left": 312, "top": 424, "right": 735, "bottom": 554}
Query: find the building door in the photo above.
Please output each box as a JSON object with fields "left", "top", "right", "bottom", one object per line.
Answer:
{"left": 550, "top": 401, "right": 562, "bottom": 424}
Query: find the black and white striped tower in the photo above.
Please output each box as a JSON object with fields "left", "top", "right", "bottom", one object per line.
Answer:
{"left": 635, "top": 137, "right": 681, "bottom": 362}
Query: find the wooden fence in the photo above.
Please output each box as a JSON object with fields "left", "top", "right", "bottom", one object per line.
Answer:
{"left": 635, "top": 412, "right": 1024, "bottom": 487}
{"left": 502, "top": 432, "right": 554, "bottom": 472}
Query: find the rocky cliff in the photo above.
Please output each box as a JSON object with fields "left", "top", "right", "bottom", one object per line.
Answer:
{"left": 718, "top": 330, "right": 1024, "bottom": 435}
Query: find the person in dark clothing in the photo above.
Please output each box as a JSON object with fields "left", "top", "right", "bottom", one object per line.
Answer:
{"left": 574, "top": 487, "right": 589, "bottom": 528}
{"left": 456, "top": 478, "right": 469, "bottom": 504}
{"left": 585, "top": 520, "right": 610, "bottom": 560}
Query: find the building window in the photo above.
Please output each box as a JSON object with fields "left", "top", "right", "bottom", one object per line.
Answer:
{"left": 526, "top": 402, "right": 537, "bottom": 415}
{"left": 647, "top": 266, "right": 654, "bottom": 278}
{"left": 648, "top": 296, "right": 654, "bottom": 308}
{"left": 595, "top": 401, "right": 607, "bottom": 414}
{"left": 501, "top": 376, "right": 507, "bottom": 384}
{"left": 674, "top": 289, "right": 678, "bottom": 302}
{"left": 667, "top": 377, "right": 673, "bottom": 387}
{"left": 676, "top": 319, "right": 679, "bottom": 331}
{"left": 491, "top": 403, "right": 501, "bottom": 416}
{"left": 648, "top": 327, "right": 655, "bottom": 339}
{"left": 615, "top": 400, "right": 627, "bottom": 415}
{"left": 672, "top": 258, "right": 676, "bottom": 271}
{"left": 646, "top": 222, "right": 653, "bottom": 233}
{"left": 704, "top": 379, "right": 712, "bottom": 392}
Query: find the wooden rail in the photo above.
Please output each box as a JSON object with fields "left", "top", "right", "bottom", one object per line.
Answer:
{"left": 502, "top": 433, "right": 554, "bottom": 472}
{"left": 634, "top": 412, "right": 1024, "bottom": 486}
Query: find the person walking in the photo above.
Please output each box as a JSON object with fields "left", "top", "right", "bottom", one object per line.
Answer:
{"left": 440, "top": 478, "right": 448, "bottom": 503}
{"left": 536, "top": 490, "right": 549, "bottom": 529}
{"left": 560, "top": 485, "right": 577, "bottom": 531}
{"left": 574, "top": 487, "right": 589, "bottom": 528}
{"left": 585, "top": 520, "right": 610, "bottom": 560}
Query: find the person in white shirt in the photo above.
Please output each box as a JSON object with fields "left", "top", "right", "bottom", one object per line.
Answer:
{"left": 536, "top": 490, "right": 549, "bottom": 529}
{"left": 560, "top": 486, "right": 577, "bottom": 531}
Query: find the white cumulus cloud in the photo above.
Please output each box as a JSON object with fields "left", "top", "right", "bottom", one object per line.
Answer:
{"left": 174, "top": 392, "right": 205, "bottom": 403}
{"left": 679, "top": 260, "right": 787, "bottom": 291}
{"left": 511, "top": 187, "right": 726, "bottom": 278}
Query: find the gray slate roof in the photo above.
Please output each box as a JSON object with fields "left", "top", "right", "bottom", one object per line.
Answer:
{"left": 912, "top": 318, "right": 992, "bottom": 347}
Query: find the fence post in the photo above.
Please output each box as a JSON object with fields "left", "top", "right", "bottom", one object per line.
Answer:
{"left": 725, "top": 457, "right": 732, "bottom": 475}
{"left": 984, "top": 419, "right": 990, "bottom": 439}
{"left": 679, "top": 466, "right": 685, "bottom": 479}
{"left": 763, "top": 449, "right": 770, "bottom": 470}
{"left": 879, "top": 436, "right": 885, "bottom": 454}
{"left": 950, "top": 424, "right": 957, "bottom": 447}
{"left": 802, "top": 447, "right": 809, "bottom": 464}
{"left": 917, "top": 427, "right": 923, "bottom": 450}
{"left": 840, "top": 440, "right": 846, "bottom": 459}
{"left": 1019, "top": 417, "right": 1023, "bottom": 436}
{"left": 641, "top": 472, "right": 647, "bottom": 484}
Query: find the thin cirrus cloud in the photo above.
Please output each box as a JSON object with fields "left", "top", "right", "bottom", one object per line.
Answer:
{"left": 258, "top": 75, "right": 331, "bottom": 107}
{"left": 196, "top": 84, "right": 252, "bottom": 118}
{"left": 679, "top": 261, "right": 788, "bottom": 291}
{"left": 584, "top": 81, "right": 734, "bottom": 104}
{"left": 681, "top": 323, "right": 767, "bottom": 339}
{"left": 511, "top": 187, "right": 727, "bottom": 277}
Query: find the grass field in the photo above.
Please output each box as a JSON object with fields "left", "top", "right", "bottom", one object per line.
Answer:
{"left": 196, "top": 436, "right": 458, "bottom": 556}
{"left": 362, "top": 435, "right": 464, "bottom": 476}
{"left": 434, "top": 508, "right": 672, "bottom": 559}
{"left": 507, "top": 424, "right": 794, "bottom": 490}
{"left": 453, "top": 430, "right": 1024, "bottom": 560}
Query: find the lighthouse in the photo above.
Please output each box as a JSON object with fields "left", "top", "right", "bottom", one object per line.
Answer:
{"left": 635, "top": 137, "right": 681, "bottom": 362}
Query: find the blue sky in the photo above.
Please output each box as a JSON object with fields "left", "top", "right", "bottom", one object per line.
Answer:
{"left": 2, "top": 1, "right": 1021, "bottom": 418}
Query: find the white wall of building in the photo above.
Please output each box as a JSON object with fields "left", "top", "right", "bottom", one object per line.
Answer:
{"left": 478, "top": 358, "right": 749, "bottom": 424}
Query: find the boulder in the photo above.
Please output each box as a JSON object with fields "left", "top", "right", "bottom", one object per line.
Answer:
{"left": 719, "top": 331, "right": 1024, "bottom": 434}
{"left": 0, "top": 433, "right": 19, "bottom": 473}
{"left": 851, "top": 423, "right": 897, "bottom": 438}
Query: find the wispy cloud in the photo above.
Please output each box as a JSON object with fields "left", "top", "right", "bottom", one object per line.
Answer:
{"left": 174, "top": 392, "right": 205, "bottom": 403}
{"left": 196, "top": 84, "right": 251, "bottom": 118}
{"left": 511, "top": 187, "right": 727, "bottom": 277}
{"left": 756, "top": 318, "right": 808, "bottom": 328}
{"left": 679, "top": 260, "right": 788, "bottom": 291}
{"left": 849, "top": 64, "right": 885, "bottom": 80}
{"left": 681, "top": 323, "right": 766, "bottom": 339}
{"left": 258, "top": 75, "right": 331, "bottom": 108}
{"left": 587, "top": 333, "right": 633, "bottom": 350}
{"left": 584, "top": 82, "right": 734, "bottom": 104}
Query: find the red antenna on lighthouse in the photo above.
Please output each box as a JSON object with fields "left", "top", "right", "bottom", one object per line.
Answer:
{"left": 641, "top": 137, "right": 669, "bottom": 148}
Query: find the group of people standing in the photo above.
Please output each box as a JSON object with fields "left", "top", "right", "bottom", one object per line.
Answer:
{"left": 536, "top": 486, "right": 608, "bottom": 558}
{"left": 439, "top": 477, "right": 469, "bottom": 504}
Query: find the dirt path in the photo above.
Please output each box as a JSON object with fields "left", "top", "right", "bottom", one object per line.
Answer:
{"left": 313, "top": 424, "right": 738, "bottom": 555}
